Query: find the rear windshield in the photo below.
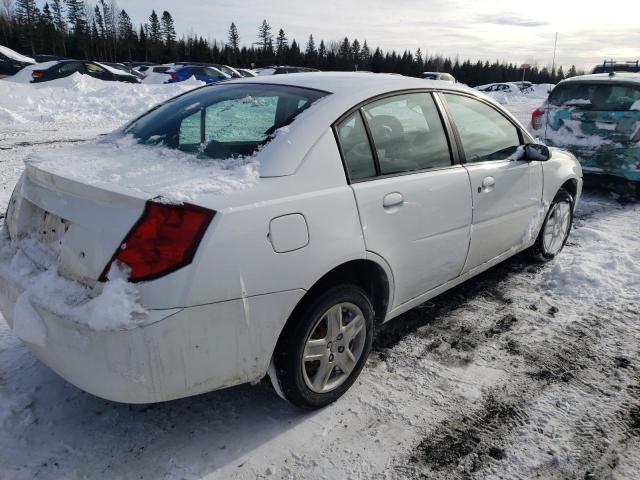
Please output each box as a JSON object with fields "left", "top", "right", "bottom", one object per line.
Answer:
{"left": 125, "top": 83, "right": 327, "bottom": 159}
{"left": 549, "top": 83, "right": 640, "bottom": 111}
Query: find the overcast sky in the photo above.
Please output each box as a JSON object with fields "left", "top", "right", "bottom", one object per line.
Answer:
{"left": 119, "top": 0, "right": 639, "bottom": 70}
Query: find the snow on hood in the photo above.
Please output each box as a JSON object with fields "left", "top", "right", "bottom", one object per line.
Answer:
{"left": 26, "top": 135, "right": 260, "bottom": 203}
{"left": 0, "top": 45, "right": 35, "bottom": 64}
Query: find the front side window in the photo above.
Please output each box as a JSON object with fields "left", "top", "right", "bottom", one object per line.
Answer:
{"left": 336, "top": 111, "right": 376, "bottom": 180}
{"left": 126, "top": 83, "right": 328, "bottom": 159}
{"left": 362, "top": 93, "right": 451, "bottom": 174}
{"left": 443, "top": 93, "right": 521, "bottom": 163}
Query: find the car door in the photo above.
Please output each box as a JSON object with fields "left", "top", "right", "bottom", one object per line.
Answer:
{"left": 335, "top": 92, "right": 472, "bottom": 308}
{"left": 440, "top": 92, "right": 542, "bottom": 272}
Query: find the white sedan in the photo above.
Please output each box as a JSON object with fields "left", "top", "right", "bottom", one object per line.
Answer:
{"left": 0, "top": 73, "right": 582, "bottom": 409}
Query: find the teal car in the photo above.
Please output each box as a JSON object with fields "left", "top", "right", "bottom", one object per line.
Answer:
{"left": 530, "top": 73, "right": 640, "bottom": 190}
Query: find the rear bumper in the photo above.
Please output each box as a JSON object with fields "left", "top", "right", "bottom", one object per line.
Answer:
{"left": 0, "top": 273, "right": 304, "bottom": 403}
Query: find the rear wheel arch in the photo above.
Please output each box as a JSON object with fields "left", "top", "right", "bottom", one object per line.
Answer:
{"left": 281, "top": 259, "right": 391, "bottom": 338}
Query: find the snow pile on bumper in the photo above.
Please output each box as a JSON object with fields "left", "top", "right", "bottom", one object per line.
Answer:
{"left": 0, "top": 234, "right": 147, "bottom": 332}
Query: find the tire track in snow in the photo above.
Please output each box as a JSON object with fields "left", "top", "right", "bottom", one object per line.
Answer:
{"left": 372, "top": 193, "right": 640, "bottom": 479}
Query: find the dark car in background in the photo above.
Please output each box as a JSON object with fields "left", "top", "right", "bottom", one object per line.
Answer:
{"left": 167, "top": 65, "right": 230, "bottom": 84}
{"left": 30, "top": 60, "right": 140, "bottom": 83}
{"left": 102, "top": 62, "right": 145, "bottom": 80}
{"left": 0, "top": 45, "right": 35, "bottom": 77}
{"left": 32, "top": 54, "right": 68, "bottom": 63}
{"left": 173, "top": 62, "right": 243, "bottom": 79}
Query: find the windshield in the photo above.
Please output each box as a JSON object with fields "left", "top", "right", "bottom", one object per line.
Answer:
{"left": 549, "top": 83, "right": 640, "bottom": 111}
{"left": 125, "top": 83, "right": 328, "bottom": 159}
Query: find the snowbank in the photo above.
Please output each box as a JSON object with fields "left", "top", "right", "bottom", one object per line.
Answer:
{"left": 27, "top": 134, "right": 261, "bottom": 202}
{"left": 0, "top": 72, "right": 204, "bottom": 130}
{"left": 0, "top": 45, "right": 35, "bottom": 64}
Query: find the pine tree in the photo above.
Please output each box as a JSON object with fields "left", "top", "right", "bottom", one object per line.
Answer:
{"left": 117, "top": 9, "right": 134, "bottom": 60}
{"left": 305, "top": 34, "right": 316, "bottom": 56}
{"left": 51, "top": 0, "right": 66, "bottom": 55}
{"left": 160, "top": 11, "right": 175, "bottom": 45}
{"left": 338, "top": 37, "right": 351, "bottom": 69}
{"left": 15, "top": 0, "right": 39, "bottom": 54}
{"left": 94, "top": 5, "right": 104, "bottom": 38}
{"left": 148, "top": 10, "right": 160, "bottom": 43}
{"left": 275, "top": 28, "right": 287, "bottom": 63}
{"left": 227, "top": 22, "right": 239, "bottom": 51}
{"left": 351, "top": 38, "right": 360, "bottom": 68}
{"left": 360, "top": 40, "right": 371, "bottom": 69}
{"left": 257, "top": 19, "right": 273, "bottom": 53}
{"left": 99, "top": 0, "right": 116, "bottom": 61}
{"left": 65, "top": 0, "right": 87, "bottom": 34}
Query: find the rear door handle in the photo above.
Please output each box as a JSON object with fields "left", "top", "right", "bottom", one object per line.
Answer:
{"left": 383, "top": 192, "right": 404, "bottom": 209}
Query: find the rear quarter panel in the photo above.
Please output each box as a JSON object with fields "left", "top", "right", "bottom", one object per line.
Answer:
{"left": 139, "top": 130, "right": 367, "bottom": 309}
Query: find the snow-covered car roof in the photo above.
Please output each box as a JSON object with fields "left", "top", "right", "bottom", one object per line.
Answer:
{"left": 0, "top": 45, "right": 35, "bottom": 64}
{"left": 560, "top": 72, "right": 640, "bottom": 86}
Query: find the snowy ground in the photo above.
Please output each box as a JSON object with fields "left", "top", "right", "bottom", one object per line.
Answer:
{"left": 0, "top": 77, "right": 639, "bottom": 479}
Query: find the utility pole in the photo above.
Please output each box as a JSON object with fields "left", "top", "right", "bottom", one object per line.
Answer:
{"left": 551, "top": 32, "right": 558, "bottom": 77}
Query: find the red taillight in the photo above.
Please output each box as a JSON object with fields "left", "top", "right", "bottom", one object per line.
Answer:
{"left": 531, "top": 107, "right": 545, "bottom": 130}
{"left": 103, "top": 201, "right": 215, "bottom": 283}
{"left": 170, "top": 72, "right": 178, "bottom": 81}
{"left": 31, "top": 71, "right": 44, "bottom": 80}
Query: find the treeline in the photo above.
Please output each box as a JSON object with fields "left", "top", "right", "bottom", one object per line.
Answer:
{"left": 0, "top": 1, "right": 582, "bottom": 86}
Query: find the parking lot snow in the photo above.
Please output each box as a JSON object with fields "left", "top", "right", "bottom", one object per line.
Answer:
{"left": 0, "top": 77, "right": 639, "bottom": 479}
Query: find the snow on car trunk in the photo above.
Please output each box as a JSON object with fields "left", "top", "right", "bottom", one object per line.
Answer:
{"left": 0, "top": 135, "right": 260, "bottom": 331}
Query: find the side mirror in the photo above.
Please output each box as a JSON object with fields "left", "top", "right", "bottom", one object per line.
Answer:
{"left": 525, "top": 143, "right": 551, "bottom": 161}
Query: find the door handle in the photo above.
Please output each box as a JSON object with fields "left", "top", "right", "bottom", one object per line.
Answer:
{"left": 478, "top": 176, "right": 495, "bottom": 193}
{"left": 382, "top": 192, "right": 404, "bottom": 209}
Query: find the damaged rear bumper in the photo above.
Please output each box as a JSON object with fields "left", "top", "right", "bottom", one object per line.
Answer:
{"left": 0, "top": 273, "right": 304, "bottom": 403}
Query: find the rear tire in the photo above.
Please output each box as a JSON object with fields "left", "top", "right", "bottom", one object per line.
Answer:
{"left": 272, "top": 285, "right": 374, "bottom": 410}
{"left": 529, "top": 188, "right": 574, "bottom": 261}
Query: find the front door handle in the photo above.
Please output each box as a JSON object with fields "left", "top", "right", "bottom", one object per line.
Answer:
{"left": 383, "top": 192, "right": 404, "bottom": 209}
{"left": 479, "top": 176, "right": 496, "bottom": 193}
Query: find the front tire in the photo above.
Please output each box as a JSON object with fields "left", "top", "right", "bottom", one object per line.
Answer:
{"left": 530, "top": 188, "right": 574, "bottom": 261}
{"left": 272, "top": 285, "right": 374, "bottom": 410}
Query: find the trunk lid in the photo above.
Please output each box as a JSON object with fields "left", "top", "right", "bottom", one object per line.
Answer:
{"left": 9, "top": 162, "right": 148, "bottom": 286}
{"left": 7, "top": 136, "right": 260, "bottom": 285}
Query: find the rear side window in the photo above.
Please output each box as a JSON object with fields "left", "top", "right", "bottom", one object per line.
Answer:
{"left": 57, "top": 62, "right": 84, "bottom": 74}
{"left": 443, "top": 93, "right": 520, "bottom": 163}
{"left": 549, "top": 83, "right": 640, "bottom": 111}
{"left": 362, "top": 93, "right": 451, "bottom": 174}
{"left": 126, "top": 83, "right": 327, "bottom": 159}
{"left": 336, "top": 111, "right": 377, "bottom": 180}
